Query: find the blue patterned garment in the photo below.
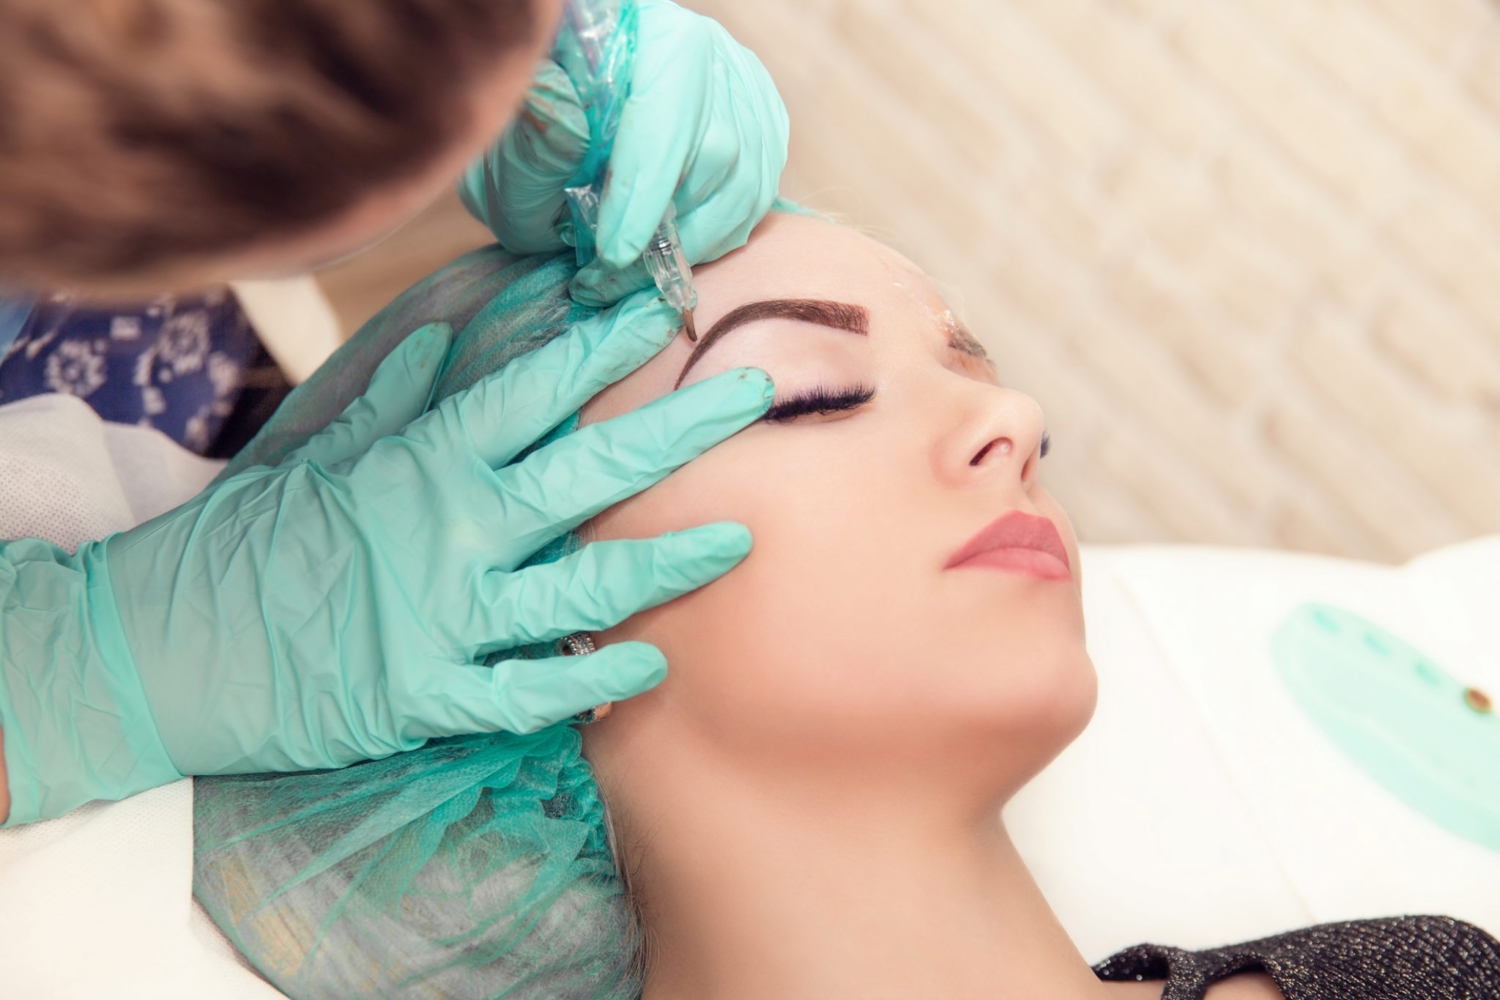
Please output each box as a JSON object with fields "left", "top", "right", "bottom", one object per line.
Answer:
{"left": 0, "top": 288, "right": 262, "bottom": 455}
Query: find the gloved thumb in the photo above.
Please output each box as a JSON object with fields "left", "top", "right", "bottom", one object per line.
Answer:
{"left": 569, "top": 254, "right": 654, "bottom": 308}
{"left": 285, "top": 322, "right": 453, "bottom": 470}
{"left": 459, "top": 61, "right": 591, "bottom": 256}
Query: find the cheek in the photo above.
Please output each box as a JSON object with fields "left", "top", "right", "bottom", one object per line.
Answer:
{"left": 589, "top": 431, "right": 1096, "bottom": 766}
{"left": 589, "top": 434, "right": 919, "bottom": 731}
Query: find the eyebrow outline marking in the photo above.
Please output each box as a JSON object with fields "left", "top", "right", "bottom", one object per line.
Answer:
{"left": 674, "top": 298, "right": 869, "bottom": 389}
{"left": 947, "top": 322, "right": 989, "bottom": 362}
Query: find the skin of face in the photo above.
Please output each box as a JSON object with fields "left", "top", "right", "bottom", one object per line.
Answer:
{"left": 580, "top": 212, "right": 1095, "bottom": 814}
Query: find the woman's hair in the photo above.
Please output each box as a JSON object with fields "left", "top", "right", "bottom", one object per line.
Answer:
{"left": 0, "top": 0, "right": 536, "bottom": 288}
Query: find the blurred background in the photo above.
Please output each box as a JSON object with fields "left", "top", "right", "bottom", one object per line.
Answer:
{"left": 316, "top": 0, "right": 1500, "bottom": 564}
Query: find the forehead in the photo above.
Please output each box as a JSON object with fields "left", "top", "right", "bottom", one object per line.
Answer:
{"left": 581, "top": 213, "right": 952, "bottom": 424}
{"left": 693, "top": 212, "right": 945, "bottom": 324}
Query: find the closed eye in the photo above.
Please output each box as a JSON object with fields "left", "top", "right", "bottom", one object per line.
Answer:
{"left": 762, "top": 384, "right": 876, "bottom": 423}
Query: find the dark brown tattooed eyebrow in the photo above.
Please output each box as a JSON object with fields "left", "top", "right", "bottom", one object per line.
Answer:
{"left": 675, "top": 299, "right": 869, "bottom": 388}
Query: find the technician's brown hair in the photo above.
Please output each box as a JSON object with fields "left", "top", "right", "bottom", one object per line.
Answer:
{"left": 0, "top": 0, "right": 539, "bottom": 289}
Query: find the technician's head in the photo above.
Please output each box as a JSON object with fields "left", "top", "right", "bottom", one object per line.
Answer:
{"left": 0, "top": 0, "right": 563, "bottom": 292}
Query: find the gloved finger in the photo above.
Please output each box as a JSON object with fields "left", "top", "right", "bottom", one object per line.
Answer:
{"left": 459, "top": 61, "right": 589, "bottom": 255}
{"left": 675, "top": 210, "right": 752, "bottom": 276}
{"left": 673, "top": 181, "right": 764, "bottom": 267}
{"left": 573, "top": 85, "right": 785, "bottom": 306}
{"left": 470, "top": 523, "right": 752, "bottom": 652}
{"left": 569, "top": 153, "right": 750, "bottom": 307}
{"left": 489, "top": 368, "right": 772, "bottom": 559}
{"left": 593, "top": 58, "right": 710, "bottom": 268}
{"left": 569, "top": 255, "right": 653, "bottom": 308}
{"left": 668, "top": 73, "right": 787, "bottom": 265}
{"left": 285, "top": 323, "right": 452, "bottom": 469}
{"left": 461, "top": 641, "right": 669, "bottom": 734}
{"left": 410, "top": 292, "right": 681, "bottom": 468}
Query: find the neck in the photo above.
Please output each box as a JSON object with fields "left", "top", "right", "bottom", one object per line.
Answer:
{"left": 627, "top": 756, "right": 1112, "bottom": 1000}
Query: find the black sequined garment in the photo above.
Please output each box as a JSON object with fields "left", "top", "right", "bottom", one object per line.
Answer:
{"left": 1093, "top": 915, "right": 1500, "bottom": 999}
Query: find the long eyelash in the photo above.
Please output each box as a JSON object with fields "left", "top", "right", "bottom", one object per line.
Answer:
{"left": 1040, "top": 431, "right": 1051, "bottom": 458}
{"left": 762, "top": 384, "right": 876, "bottom": 423}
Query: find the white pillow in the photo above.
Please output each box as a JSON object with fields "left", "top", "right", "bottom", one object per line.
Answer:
{"left": 1011, "top": 540, "right": 1500, "bottom": 962}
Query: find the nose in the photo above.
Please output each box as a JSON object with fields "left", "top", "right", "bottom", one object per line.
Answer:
{"left": 934, "top": 383, "right": 1048, "bottom": 491}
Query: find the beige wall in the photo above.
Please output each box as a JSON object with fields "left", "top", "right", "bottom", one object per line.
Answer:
{"left": 682, "top": 0, "right": 1500, "bottom": 563}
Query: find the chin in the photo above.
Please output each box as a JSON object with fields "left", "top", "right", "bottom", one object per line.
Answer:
{"left": 1019, "top": 645, "right": 1096, "bottom": 738}
{"left": 959, "top": 644, "right": 1098, "bottom": 788}
{"left": 1054, "top": 649, "right": 1099, "bottom": 744}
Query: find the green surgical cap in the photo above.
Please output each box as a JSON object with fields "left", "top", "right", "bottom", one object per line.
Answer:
{"left": 196, "top": 246, "right": 637, "bottom": 1000}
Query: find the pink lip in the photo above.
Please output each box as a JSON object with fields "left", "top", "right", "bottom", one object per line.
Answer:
{"left": 945, "top": 510, "right": 1072, "bottom": 580}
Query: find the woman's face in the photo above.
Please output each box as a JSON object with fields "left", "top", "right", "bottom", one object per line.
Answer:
{"left": 582, "top": 213, "right": 1093, "bottom": 796}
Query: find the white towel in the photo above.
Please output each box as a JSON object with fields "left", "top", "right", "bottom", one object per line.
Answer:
{"left": 1013, "top": 540, "right": 1500, "bottom": 961}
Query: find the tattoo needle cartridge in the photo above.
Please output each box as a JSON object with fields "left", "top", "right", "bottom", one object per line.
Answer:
{"left": 556, "top": 0, "right": 697, "bottom": 338}
{"left": 642, "top": 206, "right": 699, "bottom": 340}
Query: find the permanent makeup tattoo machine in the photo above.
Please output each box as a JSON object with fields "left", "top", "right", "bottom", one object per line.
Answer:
{"left": 558, "top": 0, "right": 700, "bottom": 340}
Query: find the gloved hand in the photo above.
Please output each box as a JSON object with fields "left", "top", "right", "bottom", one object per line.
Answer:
{"left": 461, "top": 0, "right": 789, "bottom": 306}
{"left": 0, "top": 294, "right": 773, "bottom": 825}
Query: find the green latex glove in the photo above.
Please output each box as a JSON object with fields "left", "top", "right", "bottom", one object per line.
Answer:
{"left": 460, "top": 0, "right": 789, "bottom": 306}
{"left": 0, "top": 296, "right": 773, "bottom": 825}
